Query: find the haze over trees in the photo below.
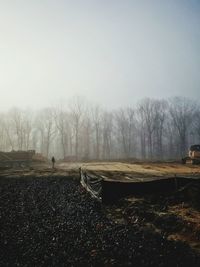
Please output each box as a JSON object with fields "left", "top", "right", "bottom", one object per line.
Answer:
{"left": 0, "top": 96, "right": 199, "bottom": 161}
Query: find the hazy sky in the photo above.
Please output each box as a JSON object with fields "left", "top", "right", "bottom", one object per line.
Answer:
{"left": 0, "top": 0, "right": 199, "bottom": 110}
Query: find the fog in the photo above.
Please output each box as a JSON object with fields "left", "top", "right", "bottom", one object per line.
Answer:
{"left": 0, "top": 0, "right": 199, "bottom": 110}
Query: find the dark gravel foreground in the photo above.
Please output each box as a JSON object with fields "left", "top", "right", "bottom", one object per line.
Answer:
{"left": 0, "top": 176, "right": 200, "bottom": 267}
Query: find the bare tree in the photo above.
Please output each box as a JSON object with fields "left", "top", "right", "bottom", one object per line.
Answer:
{"left": 91, "top": 105, "right": 103, "bottom": 160}
{"left": 7, "top": 108, "right": 33, "bottom": 151}
{"left": 0, "top": 96, "right": 198, "bottom": 161}
{"left": 81, "top": 113, "right": 92, "bottom": 160}
{"left": 69, "top": 96, "right": 86, "bottom": 160}
{"left": 102, "top": 111, "right": 113, "bottom": 159}
{"left": 192, "top": 106, "right": 200, "bottom": 143}
{"left": 36, "top": 108, "right": 56, "bottom": 158}
{"left": 115, "top": 107, "right": 136, "bottom": 158}
{"left": 22, "top": 111, "right": 33, "bottom": 150}
{"left": 152, "top": 100, "right": 167, "bottom": 159}
{"left": 54, "top": 108, "right": 70, "bottom": 159}
{"left": 0, "top": 113, "right": 12, "bottom": 151}
{"left": 9, "top": 108, "right": 24, "bottom": 150}
{"left": 137, "top": 99, "right": 158, "bottom": 159}
{"left": 169, "top": 97, "right": 196, "bottom": 157}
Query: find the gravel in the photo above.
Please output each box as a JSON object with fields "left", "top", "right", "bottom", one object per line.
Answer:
{"left": 0, "top": 176, "right": 199, "bottom": 267}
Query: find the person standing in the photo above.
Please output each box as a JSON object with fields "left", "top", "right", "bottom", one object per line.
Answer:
{"left": 51, "top": 156, "right": 55, "bottom": 169}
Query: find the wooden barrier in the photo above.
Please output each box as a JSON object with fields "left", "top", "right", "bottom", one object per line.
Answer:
{"left": 101, "top": 177, "right": 200, "bottom": 204}
{"left": 80, "top": 168, "right": 200, "bottom": 204}
{"left": 80, "top": 168, "right": 102, "bottom": 201}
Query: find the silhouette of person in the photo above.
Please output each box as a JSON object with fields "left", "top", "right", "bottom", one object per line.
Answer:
{"left": 51, "top": 156, "right": 55, "bottom": 169}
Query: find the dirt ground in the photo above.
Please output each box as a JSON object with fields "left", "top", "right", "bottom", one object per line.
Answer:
{"left": 81, "top": 161, "right": 200, "bottom": 175}
{"left": 73, "top": 161, "right": 200, "bottom": 255}
{"left": 104, "top": 185, "right": 200, "bottom": 254}
{"left": 2, "top": 160, "right": 200, "bottom": 179}
{"left": 1, "top": 161, "right": 200, "bottom": 266}
{"left": 1, "top": 172, "right": 200, "bottom": 266}
{"left": 75, "top": 161, "right": 200, "bottom": 256}
{"left": 59, "top": 161, "right": 200, "bottom": 182}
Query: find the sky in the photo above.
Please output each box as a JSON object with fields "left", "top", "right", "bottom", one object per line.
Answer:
{"left": 0, "top": 0, "right": 199, "bottom": 110}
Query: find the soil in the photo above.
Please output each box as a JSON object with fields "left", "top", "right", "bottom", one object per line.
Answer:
{"left": 104, "top": 183, "right": 200, "bottom": 257}
{"left": 0, "top": 164, "right": 200, "bottom": 266}
{"left": 77, "top": 161, "right": 200, "bottom": 182}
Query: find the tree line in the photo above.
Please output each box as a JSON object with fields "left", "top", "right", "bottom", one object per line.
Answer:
{"left": 0, "top": 96, "right": 199, "bottom": 161}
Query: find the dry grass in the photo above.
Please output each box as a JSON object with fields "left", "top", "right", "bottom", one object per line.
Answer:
{"left": 169, "top": 205, "right": 200, "bottom": 252}
{"left": 80, "top": 162, "right": 200, "bottom": 178}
